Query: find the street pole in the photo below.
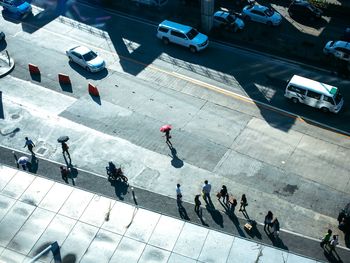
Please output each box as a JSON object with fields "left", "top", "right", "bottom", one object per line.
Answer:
{"left": 201, "top": 0, "right": 214, "bottom": 33}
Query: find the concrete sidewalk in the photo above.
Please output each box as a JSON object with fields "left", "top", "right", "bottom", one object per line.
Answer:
{"left": 0, "top": 163, "right": 335, "bottom": 263}
{"left": 1, "top": 147, "right": 349, "bottom": 263}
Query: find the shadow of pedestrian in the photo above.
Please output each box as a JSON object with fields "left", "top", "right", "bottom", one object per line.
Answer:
{"left": 67, "top": 166, "right": 78, "bottom": 186}
{"left": 206, "top": 204, "right": 224, "bottom": 228}
{"left": 195, "top": 208, "right": 209, "bottom": 227}
{"left": 168, "top": 147, "right": 183, "bottom": 168}
{"left": 110, "top": 179, "right": 129, "bottom": 200}
{"left": 29, "top": 155, "right": 39, "bottom": 174}
{"left": 177, "top": 200, "right": 190, "bottom": 221}
{"left": 220, "top": 202, "right": 246, "bottom": 237}
{"left": 267, "top": 232, "right": 289, "bottom": 251}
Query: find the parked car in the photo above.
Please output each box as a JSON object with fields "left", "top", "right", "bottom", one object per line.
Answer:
{"left": 213, "top": 10, "right": 245, "bottom": 32}
{"left": 288, "top": 0, "right": 322, "bottom": 20}
{"left": 0, "top": 31, "right": 4, "bottom": 41}
{"left": 242, "top": 4, "right": 282, "bottom": 26}
{"left": 0, "top": 0, "right": 32, "bottom": 18}
{"left": 323, "top": 41, "right": 350, "bottom": 62}
{"left": 66, "top": 46, "right": 105, "bottom": 72}
{"left": 156, "top": 20, "right": 209, "bottom": 53}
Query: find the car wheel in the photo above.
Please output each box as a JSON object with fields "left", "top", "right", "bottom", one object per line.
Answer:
{"left": 189, "top": 46, "right": 197, "bottom": 53}
{"left": 291, "top": 97, "right": 298, "bottom": 104}
{"left": 321, "top": 107, "right": 329, "bottom": 113}
{"left": 162, "top": 37, "right": 169, "bottom": 45}
{"left": 267, "top": 21, "right": 272, "bottom": 26}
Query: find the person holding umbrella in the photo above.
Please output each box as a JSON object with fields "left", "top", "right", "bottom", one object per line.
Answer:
{"left": 160, "top": 124, "right": 172, "bottom": 146}
{"left": 57, "top": 136, "right": 71, "bottom": 164}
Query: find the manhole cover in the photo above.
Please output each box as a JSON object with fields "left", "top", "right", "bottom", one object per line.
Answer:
{"left": 11, "top": 114, "right": 20, "bottom": 119}
{"left": 36, "top": 147, "right": 47, "bottom": 155}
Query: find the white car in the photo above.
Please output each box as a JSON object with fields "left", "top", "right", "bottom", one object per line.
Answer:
{"left": 213, "top": 10, "right": 245, "bottom": 32}
{"left": 242, "top": 4, "right": 282, "bottom": 26}
{"left": 66, "top": 46, "right": 105, "bottom": 72}
{"left": 323, "top": 41, "right": 350, "bottom": 62}
{"left": 157, "top": 20, "right": 209, "bottom": 53}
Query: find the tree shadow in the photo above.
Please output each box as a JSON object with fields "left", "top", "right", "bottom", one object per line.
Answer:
{"left": 0, "top": 127, "right": 20, "bottom": 137}
{"left": 110, "top": 179, "right": 129, "bottom": 200}
{"left": 168, "top": 146, "right": 184, "bottom": 168}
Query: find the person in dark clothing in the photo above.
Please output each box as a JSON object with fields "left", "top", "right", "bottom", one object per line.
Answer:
{"left": 165, "top": 129, "right": 172, "bottom": 146}
{"left": 218, "top": 185, "right": 229, "bottom": 204}
{"left": 194, "top": 194, "right": 201, "bottom": 215}
{"left": 24, "top": 137, "right": 35, "bottom": 155}
{"left": 61, "top": 142, "right": 71, "bottom": 163}
{"left": 239, "top": 194, "right": 248, "bottom": 212}
{"left": 60, "top": 166, "right": 69, "bottom": 183}
{"left": 264, "top": 211, "right": 274, "bottom": 232}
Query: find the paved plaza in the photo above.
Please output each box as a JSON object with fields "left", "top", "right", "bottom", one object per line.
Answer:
{"left": 0, "top": 164, "right": 323, "bottom": 263}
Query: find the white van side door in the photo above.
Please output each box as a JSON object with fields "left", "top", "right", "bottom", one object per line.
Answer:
{"left": 304, "top": 90, "right": 322, "bottom": 108}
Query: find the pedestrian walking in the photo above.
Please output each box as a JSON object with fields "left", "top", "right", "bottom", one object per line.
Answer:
{"left": 272, "top": 217, "right": 280, "bottom": 238}
{"left": 60, "top": 166, "right": 70, "bottom": 183}
{"left": 239, "top": 194, "right": 248, "bottom": 212}
{"left": 202, "top": 180, "right": 212, "bottom": 203}
{"left": 320, "top": 229, "right": 332, "bottom": 248}
{"left": 264, "top": 211, "right": 274, "bottom": 232}
{"left": 165, "top": 129, "right": 172, "bottom": 146}
{"left": 217, "top": 185, "right": 229, "bottom": 204}
{"left": 176, "top": 184, "right": 182, "bottom": 200}
{"left": 194, "top": 194, "right": 201, "bottom": 215}
{"left": 24, "top": 137, "right": 35, "bottom": 155}
{"left": 329, "top": 235, "right": 339, "bottom": 253}
{"left": 61, "top": 142, "right": 71, "bottom": 163}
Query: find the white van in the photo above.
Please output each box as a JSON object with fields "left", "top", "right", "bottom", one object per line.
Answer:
{"left": 284, "top": 75, "right": 344, "bottom": 113}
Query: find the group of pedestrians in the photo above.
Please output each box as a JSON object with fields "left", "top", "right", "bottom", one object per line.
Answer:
{"left": 320, "top": 229, "right": 340, "bottom": 258}
{"left": 264, "top": 211, "right": 280, "bottom": 238}
{"left": 176, "top": 180, "right": 248, "bottom": 219}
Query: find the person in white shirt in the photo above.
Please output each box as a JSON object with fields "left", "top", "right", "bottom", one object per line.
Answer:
{"left": 202, "top": 180, "right": 211, "bottom": 203}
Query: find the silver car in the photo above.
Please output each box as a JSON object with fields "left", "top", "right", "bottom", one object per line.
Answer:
{"left": 213, "top": 10, "right": 245, "bottom": 32}
{"left": 242, "top": 4, "right": 282, "bottom": 26}
{"left": 66, "top": 46, "right": 105, "bottom": 72}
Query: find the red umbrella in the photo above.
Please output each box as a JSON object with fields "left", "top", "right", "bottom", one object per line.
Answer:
{"left": 160, "top": 124, "right": 172, "bottom": 132}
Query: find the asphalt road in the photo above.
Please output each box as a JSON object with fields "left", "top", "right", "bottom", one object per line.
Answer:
{"left": 0, "top": 2, "right": 350, "bottom": 258}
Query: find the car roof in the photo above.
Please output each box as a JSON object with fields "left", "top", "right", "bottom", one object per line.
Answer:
{"left": 247, "top": 4, "right": 269, "bottom": 12}
{"left": 289, "top": 75, "right": 338, "bottom": 97}
{"left": 72, "top": 46, "right": 91, "bottom": 55}
{"left": 292, "top": 0, "right": 310, "bottom": 6}
{"left": 158, "top": 20, "right": 192, "bottom": 34}
{"left": 214, "top": 11, "right": 229, "bottom": 18}
{"left": 333, "top": 41, "right": 350, "bottom": 49}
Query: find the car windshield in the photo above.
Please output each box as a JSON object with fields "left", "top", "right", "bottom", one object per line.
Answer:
{"left": 227, "top": 15, "right": 236, "bottom": 23}
{"left": 83, "top": 51, "right": 97, "bottom": 61}
{"left": 264, "top": 8, "right": 274, "bottom": 17}
{"left": 186, "top": 28, "right": 199, "bottom": 40}
{"left": 334, "top": 92, "right": 343, "bottom": 105}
